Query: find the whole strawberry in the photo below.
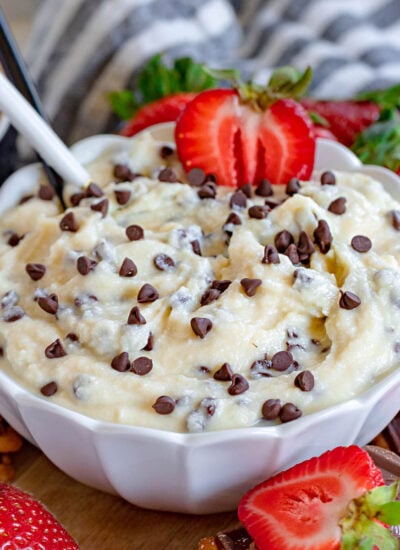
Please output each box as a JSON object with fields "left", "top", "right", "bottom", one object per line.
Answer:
{"left": 0, "top": 482, "right": 79, "bottom": 549}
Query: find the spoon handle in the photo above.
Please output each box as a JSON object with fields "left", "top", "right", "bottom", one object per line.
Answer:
{"left": 0, "top": 73, "right": 90, "bottom": 188}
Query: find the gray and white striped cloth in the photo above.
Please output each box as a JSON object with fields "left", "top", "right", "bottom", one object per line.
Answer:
{"left": 26, "top": 0, "right": 400, "bottom": 144}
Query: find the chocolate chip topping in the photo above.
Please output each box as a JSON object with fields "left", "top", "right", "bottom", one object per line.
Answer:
{"left": 152, "top": 395, "right": 175, "bottom": 415}
{"left": 38, "top": 185, "right": 56, "bottom": 201}
{"left": 66, "top": 333, "right": 79, "bottom": 342}
{"left": 240, "top": 278, "right": 262, "bottom": 297}
{"left": 275, "top": 230, "right": 294, "bottom": 253}
{"left": 26, "top": 263, "right": 46, "bottom": 281}
{"left": 224, "top": 212, "right": 242, "bottom": 226}
{"left": 137, "top": 283, "right": 159, "bottom": 303}
{"left": 77, "top": 256, "right": 97, "bottom": 276}
{"left": 119, "top": 257, "right": 137, "bottom": 277}
{"left": 198, "top": 182, "right": 217, "bottom": 199}
{"left": 297, "top": 231, "right": 315, "bottom": 261}
{"left": 313, "top": 220, "right": 332, "bottom": 254}
{"left": 111, "top": 351, "right": 131, "bottom": 372}
{"left": 200, "top": 288, "right": 220, "bottom": 306}
{"left": 261, "top": 399, "right": 281, "bottom": 420}
{"left": 228, "top": 373, "right": 249, "bottom": 395}
{"left": 351, "top": 235, "right": 372, "bottom": 253}
{"left": 187, "top": 167, "right": 206, "bottom": 186}
{"left": 339, "top": 290, "right": 361, "bottom": 310}
{"left": 4, "top": 307, "right": 24, "bottom": 322}
{"left": 248, "top": 205, "right": 269, "bottom": 219}
{"left": 284, "top": 243, "right": 300, "bottom": 265}
{"left": 294, "top": 370, "right": 315, "bottom": 391}
{"left": 142, "top": 332, "right": 154, "bottom": 351}
{"left": 90, "top": 199, "right": 108, "bottom": 217}
{"left": 191, "top": 240, "right": 202, "bottom": 256}
{"left": 391, "top": 210, "right": 400, "bottom": 231}
{"left": 45, "top": 339, "right": 67, "bottom": 359}
{"left": 214, "top": 528, "right": 254, "bottom": 549}
{"left": 127, "top": 306, "right": 146, "bottom": 325}
{"left": 60, "top": 212, "right": 78, "bottom": 232}
{"left": 191, "top": 317, "right": 213, "bottom": 338}
{"left": 40, "top": 381, "right": 58, "bottom": 397}
{"left": 213, "top": 362, "right": 233, "bottom": 381}
{"left": 271, "top": 350, "right": 293, "bottom": 371}
{"left": 160, "top": 145, "right": 174, "bottom": 159}
{"left": 38, "top": 294, "right": 58, "bottom": 315}
{"left": 114, "top": 189, "right": 131, "bottom": 205}
{"left": 70, "top": 192, "right": 86, "bottom": 206}
{"left": 113, "top": 163, "right": 136, "bottom": 182}
{"left": 131, "top": 356, "right": 153, "bottom": 375}
{"left": 262, "top": 245, "right": 280, "bottom": 265}
{"left": 255, "top": 178, "right": 273, "bottom": 197}
{"left": 328, "top": 197, "right": 347, "bottom": 215}
{"left": 286, "top": 178, "right": 301, "bottom": 196}
{"left": 126, "top": 224, "right": 144, "bottom": 241}
{"left": 320, "top": 171, "right": 336, "bottom": 185}
{"left": 86, "top": 183, "right": 103, "bottom": 198}
{"left": 211, "top": 280, "right": 232, "bottom": 292}
{"left": 153, "top": 253, "right": 175, "bottom": 271}
{"left": 230, "top": 190, "right": 247, "bottom": 209}
{"left": 279, "top": 403, "right": 302, "bottom": 423}
{"left": 239, "top": 183, "right": 253, "bottom": 198}
{"left": 7, "top": 231, "right": 22, "bottom": 247}
{"left": 158, "top": 167, "right": 178, "bottom": 182}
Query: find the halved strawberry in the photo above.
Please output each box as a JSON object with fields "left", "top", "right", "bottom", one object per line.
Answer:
{"left": 238, "top": 446, "right": 399, "bottom": 550}
{"left": 175, "top": 88, "right": 315, "bottom": 186}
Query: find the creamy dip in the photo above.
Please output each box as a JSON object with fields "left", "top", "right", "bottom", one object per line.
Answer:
{"left": 0, "top": 132, "right": 400, "bottom": 432}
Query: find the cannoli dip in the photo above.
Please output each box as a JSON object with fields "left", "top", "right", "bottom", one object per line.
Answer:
{"left": 0, "top": 131, "right": 400, "bottom": 433}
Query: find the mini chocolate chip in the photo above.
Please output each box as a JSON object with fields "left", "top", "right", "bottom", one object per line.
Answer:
{"left": 60, "top": 212, "right": 78, "bottom": 232}
{"left": 131, "top": 356, "right": 153, "bottom": 375}
{"left": 339, "top": 290, "right": 361, "bottom": 310}
{"left": 142, "top": 332, "right": 154, "bottom": 351}
{"left": 228, "top": 373, "right": 249, "bottom": 395}
{"left": 70, "top": 192, "right": 86, "bottom": 206}
{"left": 160, "top": 145, "right": 174, "bottom": 159}
{"left": 271, "top": 351, "right": 293, "bottom": 371}
{"left": 4, "top": 307, "right": 24, "bottom": 322}
{"left": 111, "top": 351, "right": 130, "bottom": 372}
{"left": 294, "top": 370, "right": 315, "bottom": 391}
{"left": 19, "top": 195, "right": 33, "bottom": 204}
{"left": 126, "top": 224, "right": 144, "bottom": 241}
{"left": 230, "top": 190, "right": 247, "bottom": 209}
{"left": 154, "top": 253, "right": 175, "bottom": 271}
{"left": 328, "top": 197, "right": 347, "bottom": 215}
{"left": 191, "top": 317, "right": 212, "bottom": 338}
{"left": 188, "top": 167, "right": 206, "bottom": 186}
{"left": 114, "top": 189, "right": 131, "bottom": 205}
{"left": 275, "top": 230, "right": 294, "bottom": 253}
{"left": 224, "top": 212, "right": 242, "bottom": 226}
{"left": 119, "top": 257, "right": 137, "bottom": 277}
{"left": 297, "top": 231, "right": 315, "bottom": 261}
{"left": 351, "top": 235, "right": 372, "bottom": 253}
{"left": 38, "top": 185, "right": 55, "bottom": 201}
{"left": 262, "top": 244, "right": 280, "bottom": 265}
{"left": 213, "top": 362, "right": 233, "bottom": 381}
{"left": 90, "top": 199, "right": 108, "bottom": 217}
{"left": 198, "top": 182, "right": 217, "bottom": 199}
{"left": 284, "top": 244, "right": 300, "bottom": 265}
{"left": 239, "top": 183, "right": 253, "bottom": 198}
{"left": 240, "top": 278, "right": 262, "bottom": 297}
{"left": 158, "top": 167, "right": 178, "bottom": 182}
{"left": 391, "top": 210, "right": 400, "bottom": 231}
{"left": 255, "top": 178, "right": 273, "bottom": 197}
{"left": 153, "top": 395, "right": 175, "bottom": 415}
{"left": 40, "top": 381, "right": 58, "bottom": 397}
{"left": 200, "top": 288, "right": 220, "bottom": 306}
{"left": 127, "top": 305, "right": 146, "bottom": 325}
{"left": 286, "top": 178, "right": 301, "bottom": 196}
{"left": 77, "top": 256, "right": 97, "bottom": 275}
{"left": 279, "top": 403, "right": 302, "bottom": 423}
{"left": 45, "top": 339, "right": 67, "bottom": 359}
{"left": 66, "top": 333, "right": 79, "bottom": 342}
{"left": 191, "top": 240, "right": 202, "bottom": 256}
{"left": 113, "top": 164, "right": 135, "bottom": 181}
{"left": 26, "top": 263, "right": 46, "bottom": 281}
{"left": 320, "top": 171, "right": 336, "bottom": 185}
{"left": 248, "top": 205, "right": 269, "bottom": 219}
{"left": 86, "top": 182, "right": 103, "bottom": 197}
{"left": 261, "top": 399, "right": 281, "bottom": 420}
{"left": 250, "top": 359, "right": 272, "bottom": 377}
{"left": 211, "top": 280, "right": 231, "bottom": 292}
{"left": 313, "top": 220, "right": 332, "bottom": 253}
{"left": 7, "top": 231, "right": 22, "bottom": 247}
{"left": 265, "top": 199, "right": 282, "bottom": 209}
{"left": 38, "top": 294, "right": 58, "bottom": 315}
{"left": 137, "top": 283, "right": 159, "bottom": 303}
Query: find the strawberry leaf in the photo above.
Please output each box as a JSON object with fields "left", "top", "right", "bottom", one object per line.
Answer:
{"left": 356, "top": 82, "right": 400, "bottom": 111}
{"left": 378, "top": 501, "right": 400, "bottom": 524}
{"left": 108, "top": 90, "right": 139, "bottom": 120}
{"left": 352, "top": 116, "right": 400, "bottom": 172}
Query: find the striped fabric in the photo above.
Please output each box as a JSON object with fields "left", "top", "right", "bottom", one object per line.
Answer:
{"left": 26, "top": 0, "right": 400, "bottom": 143}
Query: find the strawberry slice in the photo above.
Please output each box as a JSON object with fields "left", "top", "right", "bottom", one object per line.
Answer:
{"left": 238, "top": 446, "right": 390, "bottom": 550}
{"left": 175, "top": 89, "right": 315, "bottom": 186}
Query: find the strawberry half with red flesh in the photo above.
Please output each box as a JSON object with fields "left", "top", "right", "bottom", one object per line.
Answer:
{"left": 175, "top": 68, "right": 316, "bottom": 186}
{"left": 238, "top": 446, "right": 400, "bottom": 550}
{"left": 0, "top": 482, "right": 79, "bottom": 549}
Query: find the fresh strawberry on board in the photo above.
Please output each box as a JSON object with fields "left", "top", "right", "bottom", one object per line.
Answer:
{"left": 0, "top": 482, "right": 79, "bottom": 549}
{"left": 175, "top": 66, "right": 316, "bottom": 186}
{"left": 109, "top": 54, "right": 217, "bottom": 137}
{"left": 238, "top": 446, "right": 400, "bottom": 550}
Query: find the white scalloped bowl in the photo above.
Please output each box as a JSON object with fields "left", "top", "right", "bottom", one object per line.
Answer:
{"left": 1, "top": 128, "right": 400, "bottom": 514}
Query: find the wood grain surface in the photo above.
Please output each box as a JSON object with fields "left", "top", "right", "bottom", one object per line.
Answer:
{"left": 12, "top": 442, "right": 239, "bottom": 550}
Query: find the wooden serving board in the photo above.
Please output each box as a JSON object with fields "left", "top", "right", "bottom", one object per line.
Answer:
{"left": 12, "top": 442, "right": 238, "bottom": 550}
